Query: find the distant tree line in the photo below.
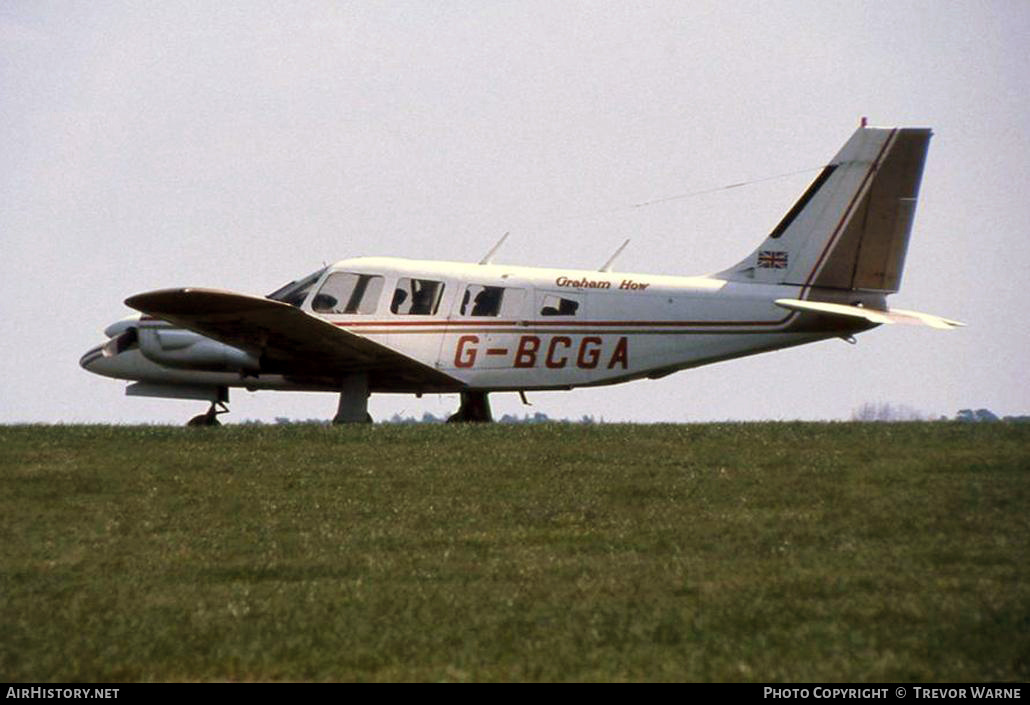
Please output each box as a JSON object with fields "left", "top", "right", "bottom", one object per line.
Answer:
{"left": 953, "top": 409, "right": 1030, "bottom": 423}
{"left": 238, "top": 405, "right": 1027, "bottom": 425}
{"left": 851, "top": 403, "right": 928, "bottom": 422}
{"left": 851, "top": 403, "right": 1029, "bottom": 423}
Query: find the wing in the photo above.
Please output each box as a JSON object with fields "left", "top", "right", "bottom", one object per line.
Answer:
{"left": 125, "top": 288, "right": 463, "bottom": 392}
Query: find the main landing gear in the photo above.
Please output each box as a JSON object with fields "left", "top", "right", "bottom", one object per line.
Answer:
{"left": 182, "top": 383, "right": 497, "bottom": 426}
{"left": 447, "top": 391, "right": 493, "bottom": 423}
{"left": 333, "top": 373, "right": 372, "bottom": 424}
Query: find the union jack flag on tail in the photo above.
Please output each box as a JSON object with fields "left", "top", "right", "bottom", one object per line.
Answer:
{"left": 757, "top": 250, "right": 788, "bottom": 269}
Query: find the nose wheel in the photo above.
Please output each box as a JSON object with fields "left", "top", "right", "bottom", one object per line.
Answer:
{"left": 187, "top": 401, "right": 229, "bottom": 427}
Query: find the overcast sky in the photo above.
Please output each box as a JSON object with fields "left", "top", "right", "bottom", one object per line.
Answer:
{"left": 3, "top": 1, "right": 1028, "bottom": 424}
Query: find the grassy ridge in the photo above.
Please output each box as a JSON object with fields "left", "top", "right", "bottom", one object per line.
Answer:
{"left": 1, "top": 422, "right": 1027, "bottom": 682}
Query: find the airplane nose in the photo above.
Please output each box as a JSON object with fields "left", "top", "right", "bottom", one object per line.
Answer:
{"left": 80, "top": 344, "right": 105, "bottom": 371}
{"left": 82, "top": 324, "right": 143, "bottom": 379}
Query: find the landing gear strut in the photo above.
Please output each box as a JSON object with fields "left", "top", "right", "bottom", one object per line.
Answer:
{"left": 187, "top": 401, "right": 229, "bottom": 427}
{"left": 447, "top": 391, "right": 493, "bottom": 423}
{"left": 333, "top": 373, "right": 372, "bottom": 424}
{"left": 185, "top": 387, "right": 229, "bottom": 427}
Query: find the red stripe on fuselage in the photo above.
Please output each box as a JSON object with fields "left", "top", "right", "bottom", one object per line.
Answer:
{"left": 332, "top": 318, "right": 791, "bottom": 330}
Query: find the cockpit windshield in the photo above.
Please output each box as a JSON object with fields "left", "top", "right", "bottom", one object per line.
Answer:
{"left": 266, "top": 267, "right": 328, "bottom": 308}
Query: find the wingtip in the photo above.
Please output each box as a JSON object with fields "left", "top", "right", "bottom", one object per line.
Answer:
{"left": 124, "top": 288, "right": 272, "bottom": 316}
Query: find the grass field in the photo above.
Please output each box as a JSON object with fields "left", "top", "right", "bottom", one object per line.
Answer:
{"left": 1, "top": 422, "right": 1027, "bottom": 682}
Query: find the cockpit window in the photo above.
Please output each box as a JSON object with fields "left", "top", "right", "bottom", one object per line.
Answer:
{"left": 266, "top": 267, "right": 328, "bottom": 308}
{"left": 312, "top": 273, "right": 384, "bottom": 314}
{"left": 391, "top": 278, "right": 444, "bottom": 315}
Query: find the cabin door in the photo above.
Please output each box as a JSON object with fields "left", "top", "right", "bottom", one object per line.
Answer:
{"left": 443, "top": 282, "right": 529, "bottom": 371}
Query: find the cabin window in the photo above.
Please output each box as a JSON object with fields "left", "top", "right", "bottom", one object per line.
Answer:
{"left": 539, "top": 294, "right": 580, "bottom": 317}
{"left": 312, "top": 273, "right": 384, "bottom": 314}
{"left": 459, "top": 285, "right": 524, "bottom": 317}
{"left": 391, "top": 278, "right": 445, "bottom": 315}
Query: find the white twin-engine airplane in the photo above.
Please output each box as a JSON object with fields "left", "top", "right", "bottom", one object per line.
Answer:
{"left": 81, "top": 124, "right": 961, "bottom": 425}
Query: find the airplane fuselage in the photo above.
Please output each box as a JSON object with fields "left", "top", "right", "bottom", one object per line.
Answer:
{"left": 81, "top": 125, "right": 958, "bottom": 423}
{"left": 83, "top": 256, "right": 876, "bottom": 396}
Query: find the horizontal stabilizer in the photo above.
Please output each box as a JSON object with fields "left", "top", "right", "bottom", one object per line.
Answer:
{"left": 774, "top": 298, "right": 964, "bottom": 330}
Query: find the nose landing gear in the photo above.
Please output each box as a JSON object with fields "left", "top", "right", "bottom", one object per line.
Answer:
{"left": 185, "top": 387, "right": 230, "bottom": 427}
{"left": 187, "top": 400, "right": 229, "bottom": 427}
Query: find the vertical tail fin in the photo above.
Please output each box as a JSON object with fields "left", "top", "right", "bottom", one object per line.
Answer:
{"left": 719, "top": 126, "right": 932, "bottom": 294}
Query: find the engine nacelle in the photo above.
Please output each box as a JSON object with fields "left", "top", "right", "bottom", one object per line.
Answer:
{"left": 138, "top": 328, "right": 259, "bottom": 372}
